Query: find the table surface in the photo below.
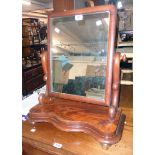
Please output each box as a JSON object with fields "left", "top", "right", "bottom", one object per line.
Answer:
{"left": 22, "top": 85, "right": 133, "bottom": 155}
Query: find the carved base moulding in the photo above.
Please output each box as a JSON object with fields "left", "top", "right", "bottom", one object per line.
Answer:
{"left": 28, "top": 95, "right": 125, "bottom": 146}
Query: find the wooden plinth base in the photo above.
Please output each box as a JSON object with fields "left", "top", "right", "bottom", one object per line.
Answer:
{"left": 28, "top": 98, "right": 125, "bottom": 146}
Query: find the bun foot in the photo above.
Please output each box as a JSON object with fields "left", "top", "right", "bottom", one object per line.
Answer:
{"left": 101, "top": 143, "right": 111, "bottom": 150}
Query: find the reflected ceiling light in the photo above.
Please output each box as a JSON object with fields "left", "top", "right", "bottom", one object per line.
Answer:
{"left": 117, "top": 1, "right": 123, "bottom": 9}
{"left": 52, "top": 40, "right": 58, "bottom": 46}
{"left": 22, "top": 0, "right": 31, "bottom": 6}
{"left": 104, "top": 18, "right": 109, "bottom": 26}
{"left": 96, "top": 20, "right": 102, "bottom": 26}
{"left": 75, "top": 14, "right": 83, "bottom": 21}
{"left": 54, "top": 27, "right": 60, "bottom": 33}
{"left": 51, "top": 48, "right": 57, "bottom": 53}
{"left": 102, "top": 49, "right": 105, "bottom": 53}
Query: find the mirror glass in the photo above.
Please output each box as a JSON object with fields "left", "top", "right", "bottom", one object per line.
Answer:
{"left": 50, "top": 11, "right": 109, "bottom": 100}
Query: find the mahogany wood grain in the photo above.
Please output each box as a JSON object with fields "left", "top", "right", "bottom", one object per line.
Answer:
{"left": 41, "top": 52, "right": 48, "bottom": 82}
{"left": 105, "top": 5, "right": 117, "bottom": 106}
{"left": 28, "top": 96, "right": 125, "bottom": 145}
{"left": 23, "top": 86, "right": 133, "bottom": 155}
{"left": 28, "top": 5, "right": 125, "bottom": 147}
{"left": 23, "top": 120, "right": 132, "bottom": 155}
{"left": 109, "top": 52, "right": 121, "bottom": 118}
{"left": 22, "top": 122, "right": 133, "bottom": 155}
{"left": 112, "top": 52, "right": 121, "bottom": 108}
{"left": 23, "top": 143, "right": 52, "bottom": 155}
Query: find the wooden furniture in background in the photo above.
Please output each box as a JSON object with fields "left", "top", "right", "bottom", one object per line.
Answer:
{"left": 22, "top": 63, "right": 45, "bottom": 96}
{"left": 28, "top": 5, "right": 126, "bottom": 148}
{"left": 22, "top": 18, "right": 47, "bottom": 63}
{"left": 22, "top": 18, "right": 40, "bottom": 59}
{"left": 117, "top": 30, "right": 133, "bottom": 85}
{"left": 22, "top": 18, "right": 47, "bottom": 96}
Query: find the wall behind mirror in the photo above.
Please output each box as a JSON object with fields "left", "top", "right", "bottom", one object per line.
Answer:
{"left": 50, "top": 11, "right": 109, "bottom": 100}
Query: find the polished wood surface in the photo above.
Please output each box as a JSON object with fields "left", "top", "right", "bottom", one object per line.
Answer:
{"left": 41, "top": 52, "right": 48, "bottom": 82}
{"left": 28, "top": 5, "right": 125, "bottom": 146}
{"left": 23, "top": 85, "right": 133, "bottom": 155}
{"left": 28, "top": 52, "right": 125, "bottom": 146}
{"left": 28, "top": 99, "right": 124, "bottom": 145}
{"left": 109, "top": 52, "right": 121, "bottom": 119}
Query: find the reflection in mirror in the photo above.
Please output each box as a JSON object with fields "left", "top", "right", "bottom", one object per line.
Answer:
{"left": 50, "top": 12, "right": 109, "bottom": 100}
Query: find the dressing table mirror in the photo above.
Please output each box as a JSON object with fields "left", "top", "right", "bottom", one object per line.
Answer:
{"left": 28, "top": 5, "right": 126, "bottom": 148}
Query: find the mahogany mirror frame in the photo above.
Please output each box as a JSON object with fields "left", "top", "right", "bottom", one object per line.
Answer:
{"left": 45, "top": 5, "right": 117, "bottom": 106}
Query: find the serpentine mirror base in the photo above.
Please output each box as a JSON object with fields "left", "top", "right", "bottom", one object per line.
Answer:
{"left": 28, "top": 95, "right": 125, "bottom": 147}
